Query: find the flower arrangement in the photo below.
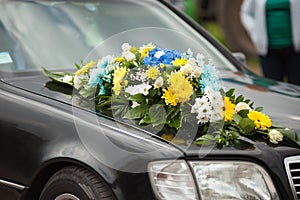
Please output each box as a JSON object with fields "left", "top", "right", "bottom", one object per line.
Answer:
{"left": 43, "top": 43, "right": 299, "bottom": 147}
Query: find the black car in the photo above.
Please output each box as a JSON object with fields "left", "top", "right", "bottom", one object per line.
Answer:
{"left": 1, "top": 0, "right": 300, "bottom": 200}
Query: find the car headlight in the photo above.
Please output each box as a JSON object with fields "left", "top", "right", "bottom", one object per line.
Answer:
{"left": 148, "top": 160, "right": 279, "bottom": 200}
{"left": 148, "top": 160, "right": 198, "bottom": 200}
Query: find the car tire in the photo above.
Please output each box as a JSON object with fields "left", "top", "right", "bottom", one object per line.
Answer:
{"left": 39, "top": 165, "right": 115, "bottom": 200}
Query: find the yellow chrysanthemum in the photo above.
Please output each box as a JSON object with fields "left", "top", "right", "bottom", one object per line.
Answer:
{"left": 146, "top": 67, "right": 160, "bottom": 80}
{"left": 115, "top": 57, "right": 124, "bottom": 62}
{"left": 248, "top": 111, "right": 272, "bottom": 129}
{"left": 112, "top": 66, "right": 127, "bottom": 95}
{"left": 162, "top": 88, "right": 179, "bottom": 106}
{"left": 167, "top": 71, "right": 193, "bottom": 103}
{"left": 139, "top": 43, "right": 155, "bottom": 59}
{"left": 172, "top": 58, "right": 187, "bottom": 66}
{"left": 75, "top": 61, "right": 96, "bottom": 76}
{"left": 160, "top": 63, "right": 165, "bottom": 68}
{"left": 224, "top": 97, "right": 235, "bottom": 122}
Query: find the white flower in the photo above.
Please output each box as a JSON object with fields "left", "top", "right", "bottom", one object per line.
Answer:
{"left": 191, "top": 96, "right": 209, "bottom": 113}
{"left": 154, "top": 50, "right": 165, "bottom": 58}
{"left": 180, "top": 64, "right": 192, "bottom": 75}
{"left": 235, "top": 102, "right": 251, "bottom": 113}
{"left": 191, "top": 96, "right": 213, "bottom": 124}
{"left": 154, "top": 76, "right": 163, "bottom": 88}
{"left": 269, "top": 129, "right": 283, "bottom": 144}
{"left": 205, "top": 87, "right": 223, "bottom": 108}
{"left": 121, "top": 43, "right": 131, "bottom": 52}
{"left": 123, "top": 51, "right": 135, "bottom": 61}
{"left": 139, "top": 43, "right": 156, "bottom": 52}
{"left": 121, "top": 43, "right": 135, "bottom": 61}
{"left": 196, "top": 53, "right": 205, "bottom": 66}
{"left": 186, "top": 48, "right": 193, "bottom": 56}
{"left": 62, "top": 75, "right": 73, "bottom": 84}
{"left": 74, "top": 75, "right": 82, "bottom": 90}
{"left": 183, "top": 58, "right": 203, "bottom": 78}
{"left": 125, "top": 83, "right": 152, "bottom": 96}
{"left": 97, "top": 55, "right": 115, "bottom": 68}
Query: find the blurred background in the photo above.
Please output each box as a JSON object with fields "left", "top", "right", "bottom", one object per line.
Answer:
{"left": 167, "top": 0, "right": 262, "bottom": 75}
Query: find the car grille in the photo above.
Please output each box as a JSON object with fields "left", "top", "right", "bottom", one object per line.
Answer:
{"left": 285, "top": 156, "right": 300, "bottom": 200}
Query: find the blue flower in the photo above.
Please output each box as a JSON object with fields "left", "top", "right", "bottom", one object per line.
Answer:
{"left": 143, "top": 48, "right": 181, "bottom": 66}
{"left": 200, "top": 64, "right": 222, "bottom": 92}
{"left": 88, "top": 68, "right": 104, "bottom": 87}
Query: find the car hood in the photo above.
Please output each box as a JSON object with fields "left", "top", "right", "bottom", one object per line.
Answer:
{"left": 220, "top": 70, "right": 300, "bottom": 133}
{"left": 3, "top": 70, "right": 300, "bottom": 153}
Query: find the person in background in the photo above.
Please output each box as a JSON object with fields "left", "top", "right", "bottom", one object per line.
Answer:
{"left": 240, "top": 0, "right": 300, "bottom": 85}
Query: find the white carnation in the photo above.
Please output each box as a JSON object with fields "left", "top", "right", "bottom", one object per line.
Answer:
{"left": 154, "top": 76, "right": 163, "bottom": 88}
{"left": 123, "top": 51, "right": 135, "bottom": 61}
{"left": 180, "top": 64, "right": 192, "bottom": 75}
{"left": 235, "top": 102, "right": 251, "bottom": 113}
{"left": 74, "top": 75, "right": 82, "bottom": 90}
{"left": 269, "top": 129, "right": 283, "bottom": 144}
{"left": 121, "top": 43, "right": 131, "bottom": 52}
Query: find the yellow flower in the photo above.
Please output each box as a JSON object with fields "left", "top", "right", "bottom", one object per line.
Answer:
{"left": 112, "top": 66, "right": 127, "bottom": 95}
{"left": 248, "top": 111, "right": 272, "bottom": 129}
{"left": 167, "top": 71, "right": 193, "bottom": 103}
{"left": 139, "top": 43, "right": 155, "bottom": 59}
{"left": 75, "top": 61, "right": 96, "bottom": 76}
{"left": 172, "top": 58, "right": 187, "bottom": 66}
{"left": 146, "top": 67, "right": 160, "bottom": 80}
{"left": 162, "top": 88, "right": 179, "bottom": 106}
{"left": 160, "top": 63, "right": 165, "bottom": 68}
{"left": 115, "top": 57, "right": 124, "bottom": 62}
{"left": 224, "top": 97, "right": 235, "bottom": 122}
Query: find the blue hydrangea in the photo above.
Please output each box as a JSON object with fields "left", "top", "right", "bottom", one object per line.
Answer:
{"left": 143, "top": 48, "right": 181, "bottom": 66}
{"left": 200, "top": 64, "right": 222, "bottom": 92}
{"left": 88, "top": 55, "right": 114, "bottom": 94}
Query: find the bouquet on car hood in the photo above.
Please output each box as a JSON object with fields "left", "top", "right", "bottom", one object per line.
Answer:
{"left": 43, "top": 43, "right": 299, "bottom": 147}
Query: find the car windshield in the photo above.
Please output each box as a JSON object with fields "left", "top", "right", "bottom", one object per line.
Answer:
{"left": 0, "top": 0, "right": 237, "bottom": 77}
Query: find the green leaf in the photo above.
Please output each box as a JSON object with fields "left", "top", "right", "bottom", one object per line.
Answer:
{"left": 238, "top": 110, "right": 249, "bottom": 118}
{"left": 139, "top": 113, "right": 151, "bottom": 125}
{"left": 75, "top": 63, "right": 81, "bottom": 70}
{"left": 232, "top": 114, "right": 242, "bottom": 124}
{"left": 78, "top": 86, "right": 95, "bottom": 98}
{"left": 255, "top": 107, "right": 264, "bottom": 112}
{"left": 149, "top": 104, "right": 167, "bottom": 127}
{"left": 277, "top": 128, "right": 298, "bottom": 141}
{"left": 166, "top": 110, "right": 182, "bottom": 130}
{"left": 236, "top": 95, "right": 244, "bottom": 103}
{"left": 123, "top": 104, "right": 150, "bottom": 120}
{"left": 239, "top": 118, "right": 255, "bottom": 135}
{"left": 195, "top": 134, "right": 216, "bottom": 145}
{"left": 226, "top": 88, "right": 235, "bottom": 97}
{"left": 129, "top": 94, "right": 146, "bottom": 104}
{"left": 42, "top": 67, "right": 74, "bottom": 86}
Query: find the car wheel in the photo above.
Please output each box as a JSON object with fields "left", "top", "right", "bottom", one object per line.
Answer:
{"left": 39, "top": 165, "right": 115, "bottom": 200}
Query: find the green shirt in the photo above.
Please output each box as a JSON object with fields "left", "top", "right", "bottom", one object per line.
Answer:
{"left": 266, "top": 0, "right": 293, "bottom": 48}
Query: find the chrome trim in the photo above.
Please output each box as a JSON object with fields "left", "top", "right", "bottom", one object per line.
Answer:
{"left": 0, "top": 179, "right": 27, "bottom": 191}
{"left": 284, "top": 155, "right": 300, "bottom": 200}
